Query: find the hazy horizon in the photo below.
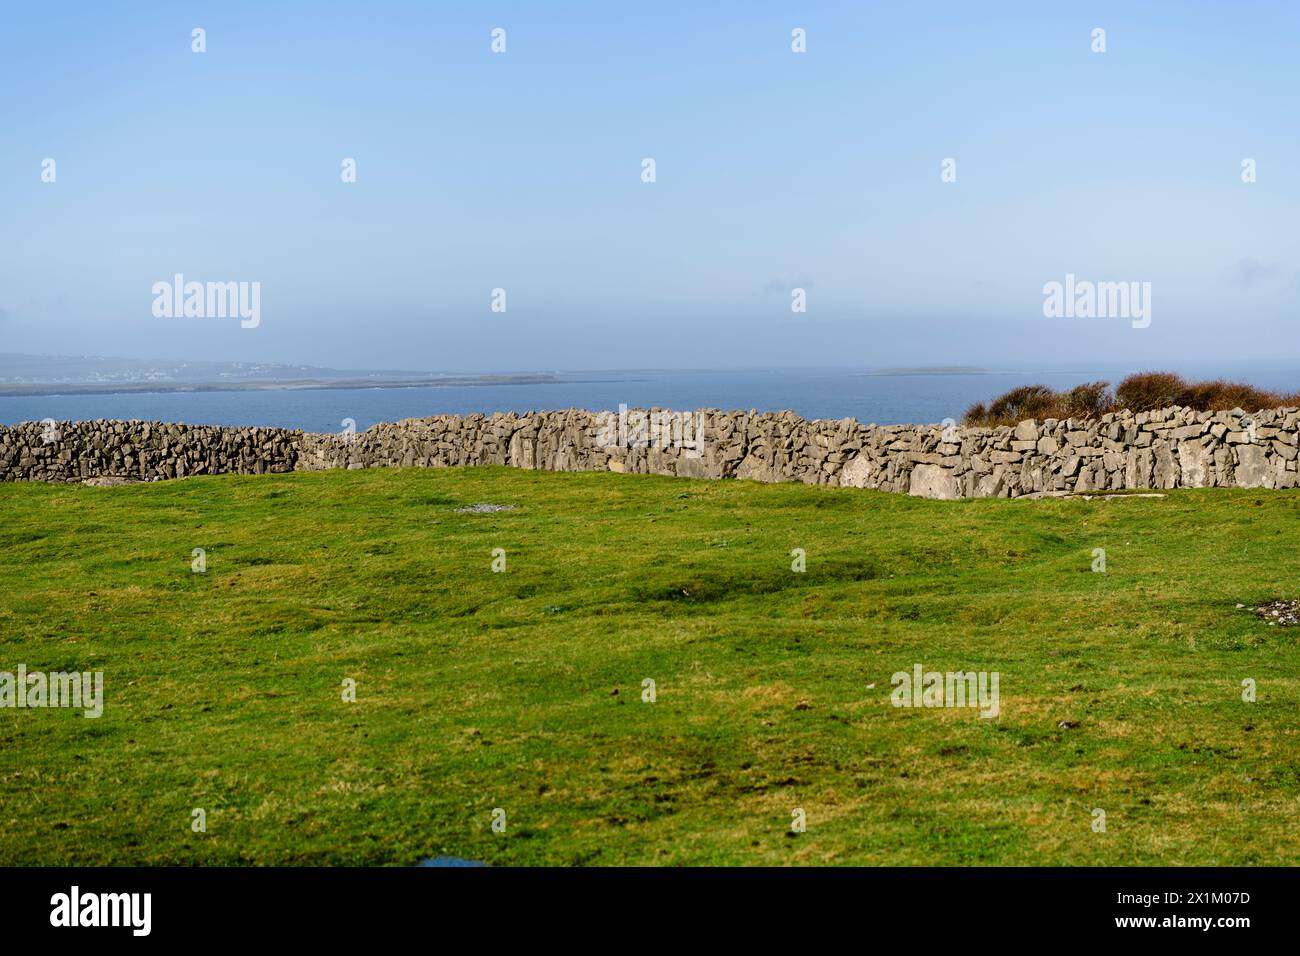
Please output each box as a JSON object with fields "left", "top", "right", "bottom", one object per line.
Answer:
{"left": 9, "top": 350, "right": 1300, "bottom": 383}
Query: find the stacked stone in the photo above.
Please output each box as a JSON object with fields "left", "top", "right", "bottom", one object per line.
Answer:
{"left": 3, "top": 406, "right": 1297, "bottom": 498}
{"left": 0, "top": 420, "right": 299, "bottom": 483}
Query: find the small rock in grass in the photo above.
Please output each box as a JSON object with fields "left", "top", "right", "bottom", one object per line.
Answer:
{"left": 1249, "top": 599, "right": 1300, "bottom": 625}
{"left": 418, "top": 857, "right": 486, "bottom": 867}
{"left": 82, "top": 476, "right": 137, "bottom": 487}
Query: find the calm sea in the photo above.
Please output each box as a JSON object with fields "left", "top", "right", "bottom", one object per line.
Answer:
{"left": 2, "top": 366, "right": 1297, "bottom": 434}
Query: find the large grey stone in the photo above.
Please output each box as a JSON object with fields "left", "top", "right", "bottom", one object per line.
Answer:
{"left": 1177, "top": 442, "right": 1210, "bottom": 488}
{"left": 908, "top": 464, "right": 961, "bottom": 500}
{"left": 1234, "top": 444, "right": 1271, "bottom": 488}
{"left": 839, "top": 454, "right": 875, "bottom": 488}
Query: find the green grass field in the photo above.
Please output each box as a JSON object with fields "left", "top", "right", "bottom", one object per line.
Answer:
{"left": 2, "top": 467, "right": 1298, "bottom": 865}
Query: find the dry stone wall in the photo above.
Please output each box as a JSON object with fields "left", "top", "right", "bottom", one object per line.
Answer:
{"left": 3, "top": 405, "right": 1298, "bottom": 498}
{"left": 0, "top": 419, "right": 298, "bottom": 483}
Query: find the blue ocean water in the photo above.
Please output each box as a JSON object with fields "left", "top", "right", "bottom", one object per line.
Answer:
{"left": 3, "top": 366, "right": 1298, "bottom": 433}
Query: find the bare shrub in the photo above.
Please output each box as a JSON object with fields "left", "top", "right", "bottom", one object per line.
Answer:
{"left": 1114, "top": 372, "right": 1186, "bottom": 412}
{"left": 964, "top": 372, "right": 1295, "bottom": 426}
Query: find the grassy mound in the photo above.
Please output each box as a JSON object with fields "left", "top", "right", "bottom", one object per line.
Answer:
{"left": 2, "top": 467, "right": 1298, "bottom": 865}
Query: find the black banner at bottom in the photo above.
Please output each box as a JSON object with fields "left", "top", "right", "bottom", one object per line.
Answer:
{"left": 0, "top": 866, "right": 1281, "bottom": 941}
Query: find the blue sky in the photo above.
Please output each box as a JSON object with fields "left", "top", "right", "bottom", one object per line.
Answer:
{"left": 2, "top": 1, "right": 1298, "bottom": 371}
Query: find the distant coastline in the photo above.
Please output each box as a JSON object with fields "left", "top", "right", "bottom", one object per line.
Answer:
{"left": 0, "top": 369, "right": 997, "bottom": 397}
{"left": 865, "top": 367, "right": 993, "bottom": 376}
{"left": 0, "top": 373, "right": 578, "bottom": 398}
{"left": 0, "top": 355, "right": 1003, "bottom": 397}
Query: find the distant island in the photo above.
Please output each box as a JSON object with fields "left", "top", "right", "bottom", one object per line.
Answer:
{"left": 867, "top": 366, "right": 993, "bottom": 376}
{"left": 0, "top": 374, "right": 570, "bottom": 398}
{"left": 0, "top": 353, "right": 570, "bottom": 397}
